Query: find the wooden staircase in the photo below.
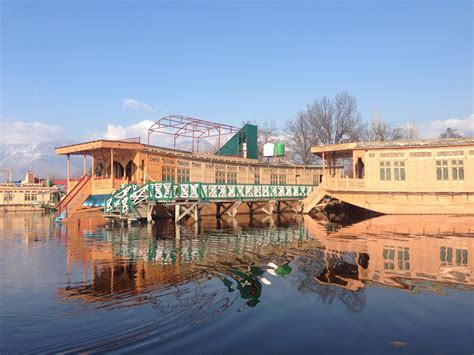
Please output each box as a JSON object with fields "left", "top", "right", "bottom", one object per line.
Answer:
{"left": 303, "top": 187, "right": 328, "bottom": 214}
{"left": 55, "top": 175, "right": 92, "bottom": 221}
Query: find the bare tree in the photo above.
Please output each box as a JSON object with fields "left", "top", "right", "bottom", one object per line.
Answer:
{"left": 439, "top": 127, "right": 462, "bottom": 139}
{"left": 365, "top": 112, "right": 405, "bottom": 141}
{"left": 307, "top": 92, "right": 364, "bottom": 174}
{"left": 285, "top": 110, "right": 317, "bottom": 164}
{"left": 404, "top": 123, "right": 420, "bottom": 141}
{"left": 257, "top": 120, "right": 279, "bottom": 159}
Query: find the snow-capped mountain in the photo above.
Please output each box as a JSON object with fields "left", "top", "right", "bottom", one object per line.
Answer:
{"left": 0, "top": 139, "right": 218, "bottom": 181}
{"left": 0, "top": 143, "right": 82, "bottom": 181}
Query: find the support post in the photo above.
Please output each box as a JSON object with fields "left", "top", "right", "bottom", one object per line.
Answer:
{"left": 194, "top": 204, "right": 198, "bottom": 222}
{"left": 322, "top": 152, "right": 325, "bottom": 177}
{"left": 216, "top": 203, "right": 222, "bottom": 219}
{"left": 91, "top": 156, "right": 95, "bottom": 177}
{"left": 175, "top": 204, "right": 180, "bottom": 224}
{"left": 83, "top": 155, "right": 87, "bottom": 176}
{"left": 110, "top": 149, "right": 114, "bottom": 181}
{"left": 67, "top": 154, "right": 71, "bottom": 191}
{"left": 147, "top": 205, "right": 153, "bottom": 223}
{"left": 247, "top": 202, "right": 254, "bottom": 216}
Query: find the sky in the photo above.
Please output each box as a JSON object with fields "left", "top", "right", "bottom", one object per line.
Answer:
{"left": 1, "top": 0, "right": 473, "bottom": 145}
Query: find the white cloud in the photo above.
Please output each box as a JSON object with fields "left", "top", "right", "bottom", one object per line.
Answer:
{"left": 122, "top": 98, "right": 157, "bottom": 113}
{"left": 0, "top": 120, "right": 64, "bottom": 145}
{"left": 96, "top": 120, "right": 170, "bottom": 144}
{"left": 419, "top": 114, "right": 474, "bottom": 138}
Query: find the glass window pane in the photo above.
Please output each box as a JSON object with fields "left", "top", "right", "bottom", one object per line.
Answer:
{"left": 447, "top": 247, "right": 453, "bottom": 263}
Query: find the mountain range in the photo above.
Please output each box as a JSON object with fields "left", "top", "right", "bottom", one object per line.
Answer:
{"left": 0, "top": 139, "right": 216, "bottom": 181}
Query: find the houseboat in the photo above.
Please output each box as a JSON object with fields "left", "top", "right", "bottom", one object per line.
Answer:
{"left": 0, "top": 172, "right": 61, "bottom": 212}
{"left": 304, "top": 138, "right": 474, "bottom": 214}
{"left": 54, "top": 120, "right": 334, "bottom": 220}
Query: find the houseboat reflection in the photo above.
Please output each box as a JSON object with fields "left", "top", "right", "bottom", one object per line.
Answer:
{"left": 51, "top": 213, "right": 473, "bottom": 312}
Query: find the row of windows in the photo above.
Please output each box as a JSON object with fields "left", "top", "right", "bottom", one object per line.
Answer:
{"left": 270, "top": 174, "right": 286, "bottom": 185}
{"left": 3, "top": 192, "right": 13, "bottom": 202}
{"left": 24, "top": 194, "right": 38, "bottom": 202}
{"left": 380, "top": 159, "right": 466, "bottom": 181}
{"left": 162, "top": 166, "right": 175, "bottom": 182}
{"left": 383, "top": 246, "right": 469, "bottom": 271}
{"left": 440, "top": 246, "right": 468, "bottom": 266}
{"left": 383, "top": 246, "right": 410, "bottom": 271}
{"left": 436, "top": 160, "right": 464, "bottom": 181}
{"left": 380, "top": 161, "right": 406, "bottom": 181}
{"left": 177, "top": 168, "right": 190, "bottom": 183}
{"left": 2, "top": 192, "right": 39, "bottom": 202}
{"left": 162, "top": 167, "right": 319, "bottom": 185}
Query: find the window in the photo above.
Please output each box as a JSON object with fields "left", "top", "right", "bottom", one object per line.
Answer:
{"left": 380, "top": 161, "right": 406, "bottom": 181}
{"left": 441, "top": 247, "right": 468, "bottom": 266}
{"left": 397, "top": 247, "right": 410, "bottom": 270}
{"left": 436, "top": 160, "right": 448, "bottom": 180}
{"left": 177, "top": 168, "right": 190, "bottom": 183}
{"left": 270, "top": 174, "right": 278, "bottom": 185}
{"left": 380, "top": 161, "right": 392, "bottom": 181}
{"left": 385, "top": 161, "right": 391, "bottom": 180}
{"left": 24, "top": 193, "right": 31, "bottom": 201}
{"left": 383, "top": 246, "right": 395, "bottom": 270}
{"left": 452, "top": 160, "right": 464, "bottom": 180}
{"left": 162, "top": 166, "right": 175, "bottom": 182}
{"left": 384, "top": 246, "right": 410, "bottom": 270}
{"left": 437, "top": 160, "right": 464, "bottom": 181}
{"left": 394, "top": 161, "right": 406, "bottom": 181}
{"left": 215, "top": 171, "right": 226, "bottom": 183}
{"left": 279, "top": 175, "right": 286, "bottom": 185}
{"left": 227, "top": 172, "right": 237, "bottom": 184}
{"left": 254, "top": 173, "right": 260, "bottom": 184}
{"left": 313, "top": 175, "right": 319, "bottom": 186}
{"left": 3, "top": 192, "right": 13, "bottom": 202}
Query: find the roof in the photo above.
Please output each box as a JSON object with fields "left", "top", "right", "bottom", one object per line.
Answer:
{"left": 311, "top": 138, "right": 474, "bottom": 156}
{"left": 55, "top": 139, "right": 327, "bottom": 169}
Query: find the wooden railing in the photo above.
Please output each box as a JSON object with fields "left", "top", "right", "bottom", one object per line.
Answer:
{"left": 321, "top": 176, "right": 366, "bottom": 190}
{"left": 91, "top": 177, "right": 134, "bottom": 194}
{"left": 56, "top": 175, "right": 91, "bottom": 217}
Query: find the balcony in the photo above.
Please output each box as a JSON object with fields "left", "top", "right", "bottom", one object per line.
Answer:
{"left": 91, "top": 177, "right": 133, "bottom": 194}
{"left": 321, "top": 176, "right": 365, "bottom": 191}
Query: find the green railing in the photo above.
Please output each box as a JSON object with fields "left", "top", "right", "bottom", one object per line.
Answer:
{"left": 105, "top": 182, "right": 315, "bottom": 215}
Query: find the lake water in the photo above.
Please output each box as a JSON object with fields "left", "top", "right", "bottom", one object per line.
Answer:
{"left": 1, "top": 212, "right": 473, "bottom": 354}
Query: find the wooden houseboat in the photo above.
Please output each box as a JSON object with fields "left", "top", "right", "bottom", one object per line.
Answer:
{"left": 0, "top": 172, "right": 61, "bottom": 212}
{"left": 304, "top": 138, "right": 474, "bottom": 214}
{"left": 54, "top": 137, "right": 332, "bottom": 219}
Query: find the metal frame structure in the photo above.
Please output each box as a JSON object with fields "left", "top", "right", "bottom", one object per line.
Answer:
{"left": 147, "top": 115, "right": 240, "bottom": 152}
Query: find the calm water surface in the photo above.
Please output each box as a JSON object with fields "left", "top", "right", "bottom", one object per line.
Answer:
{"left": 0, "top": 212, "right": 473, "bottom": 354}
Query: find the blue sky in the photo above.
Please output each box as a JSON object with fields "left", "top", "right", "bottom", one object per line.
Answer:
{"left": 1, "top": 0, "right": 472, "bottom": 144}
